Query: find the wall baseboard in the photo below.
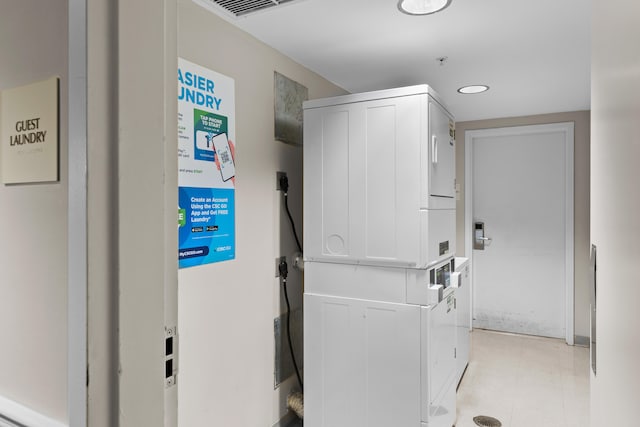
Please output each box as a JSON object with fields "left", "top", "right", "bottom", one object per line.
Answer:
{"left": 0, "top": 395, "right": 66, "bottom": 427}
{"left": 272, "top": 410, "right": 300, "bottom": 427}
{"left": 574, "top": 335, "right": 590, "bottom": 347}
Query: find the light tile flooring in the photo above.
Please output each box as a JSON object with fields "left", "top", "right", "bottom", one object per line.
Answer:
{"left": 455, "top": 329, "right": 590, "bottom": 427}
{"left": 287, "top": 328, "right": 590, "bottom": 427}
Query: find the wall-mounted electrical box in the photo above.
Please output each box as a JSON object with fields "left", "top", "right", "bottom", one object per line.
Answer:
{"left": 165, "top": 327, "right": 177, "bottom": 388}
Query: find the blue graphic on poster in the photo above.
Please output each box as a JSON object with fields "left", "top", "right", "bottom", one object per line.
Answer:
{"left": 178, "top": 187, "right": 235, "bottom": 266}
{"left": 178, "top": 58, "right": 236, "bottom": 268}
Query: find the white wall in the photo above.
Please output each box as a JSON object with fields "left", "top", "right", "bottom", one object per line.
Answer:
{"left": 177, "top": 2, "right": 346, "bottom": 425}
{"left": 590, "top": 0, "right": 640, "bottom": 425}
{"left": 455, "top": 111, "right": 591, "bottom": 341}
{"left": 0, "top": 1, "right": 69, "bottom": 423}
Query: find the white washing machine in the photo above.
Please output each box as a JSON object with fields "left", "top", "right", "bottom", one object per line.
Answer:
{"left": 304, "top": 258, "right": 458, "bottom": 427}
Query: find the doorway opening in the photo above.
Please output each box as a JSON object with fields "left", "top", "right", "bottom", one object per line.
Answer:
{"left": 464, "top": 123, "right": 574, "bottom": 344}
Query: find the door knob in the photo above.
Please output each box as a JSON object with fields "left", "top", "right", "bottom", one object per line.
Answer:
{"left": 473, "top": 222, "right": 492, "bottom": 250}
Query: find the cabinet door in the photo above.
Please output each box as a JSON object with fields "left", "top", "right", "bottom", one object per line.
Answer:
{"left": 429, "top": 100, "right": 455, "bottom": 198}
{"left": 305, "top": 294, "right": 422, "bottom": 427}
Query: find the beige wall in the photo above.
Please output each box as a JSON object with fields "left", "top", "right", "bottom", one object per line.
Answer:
{"left": 591, "top": 0, "right": 640, "bottom": 425}
{"left": 88, "top": 1, "right": 180, "bottom": 425}
{"left": 177, "top": 2, "right": 346, "bottom": 426}
{"left": 0, "top": 1, "right": 69, "bottom": 423}
{"left": 455, "top": 111, "right": 591, "bottom": 340}
{"left": 117, "top": 1, "right": 179, "bottom": 426}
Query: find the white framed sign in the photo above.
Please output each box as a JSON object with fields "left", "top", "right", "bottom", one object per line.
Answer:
{"left": 1, "top": 77, "right": 59, "bottom": 184}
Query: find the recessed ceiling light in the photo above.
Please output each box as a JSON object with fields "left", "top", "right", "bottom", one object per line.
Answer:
{"left": 398, "top": 0, "right": 452, "bottom": 15}
{"left": 457, "top": 85, "right": 489, "bottom": 94}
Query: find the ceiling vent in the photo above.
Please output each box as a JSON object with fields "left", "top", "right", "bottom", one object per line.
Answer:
{"left": 202, "top": 0, "right": 298, "bottom": 17}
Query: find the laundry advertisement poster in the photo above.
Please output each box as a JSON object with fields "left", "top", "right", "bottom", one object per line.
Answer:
{"left": 178, "top": 58, "right": 236, "bottom": 268}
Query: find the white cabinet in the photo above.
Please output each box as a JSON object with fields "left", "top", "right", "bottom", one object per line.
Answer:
{"left": 303, "top": 85, "right": 456, "bottom": 270}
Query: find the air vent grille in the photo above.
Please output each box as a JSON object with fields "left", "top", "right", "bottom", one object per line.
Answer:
{"left": 208, "top": 0, "right": 297, "bottom": 17}
{"left": 0, "top": 414, "right": 26, "bottom": 427}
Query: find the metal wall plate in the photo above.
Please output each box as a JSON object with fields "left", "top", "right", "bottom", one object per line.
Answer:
{"left": 274, "top": 308, "right": 303, "bottom": 388}
{"left": 274, "top": 72, "right": 308, "bottom": 146}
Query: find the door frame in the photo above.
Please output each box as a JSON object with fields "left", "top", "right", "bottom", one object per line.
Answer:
{"left": 68, "top": 0, "right": 87, "bottom": 424}
{"left": 464, "top": 122, "right": 575, "bottom": 345}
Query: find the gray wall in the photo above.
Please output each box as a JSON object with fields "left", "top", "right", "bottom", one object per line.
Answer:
{"left": 87, "top": 0, "right": 118, "bottom": 425}
{"left": 591, "top": 0, "right": 640, "bottom": 425}
{"left": 177, "top": 2, "right": 346, "bottom": 425}
{"left": 0, "top": 1, "right": 69, "bottom": 423}
{"left": 455, "top": 111, "right": 591, "bottom": 340}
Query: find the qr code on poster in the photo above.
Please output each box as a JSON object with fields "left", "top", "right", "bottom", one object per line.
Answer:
{"left": 220, "top": 151, "right": 231, "bottom": 164}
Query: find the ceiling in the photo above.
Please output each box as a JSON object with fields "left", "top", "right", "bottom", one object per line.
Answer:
{"left": 207, "top": 0, "right": 591, "bottom": 122}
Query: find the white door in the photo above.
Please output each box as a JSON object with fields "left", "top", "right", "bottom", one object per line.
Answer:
{"left": 465, "top": 123, "right": 574, "bottom": 341}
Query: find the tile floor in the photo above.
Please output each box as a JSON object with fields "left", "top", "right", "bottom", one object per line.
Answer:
{"left": 455, "top": 329, "right": 590, "bottom": 427}
{"left": 287, "top": 328, "right": 590, "bottom": 427}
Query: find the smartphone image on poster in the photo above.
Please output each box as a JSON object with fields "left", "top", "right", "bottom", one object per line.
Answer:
{"left": 211, "top": 132, "right": 235, "bottom": 182}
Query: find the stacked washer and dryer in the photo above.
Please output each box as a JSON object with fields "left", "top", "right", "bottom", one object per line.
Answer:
{"left": 303, "top": 85, "right": 469, "bottom": 427}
